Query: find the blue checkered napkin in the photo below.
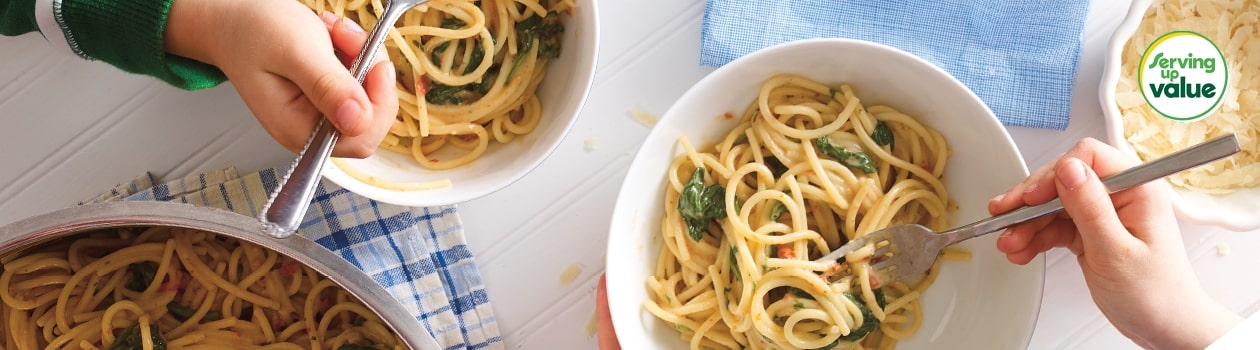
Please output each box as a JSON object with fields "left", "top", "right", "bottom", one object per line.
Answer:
{"left": 86, "top": 167, "right": 503, "bottom": 350}
{"left": 700, "top": 0, "right": 1090, "bottom": 130}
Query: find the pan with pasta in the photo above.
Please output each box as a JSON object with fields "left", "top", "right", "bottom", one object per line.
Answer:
{"left": 0, "top": 201, "right": 433, "bottom": 350}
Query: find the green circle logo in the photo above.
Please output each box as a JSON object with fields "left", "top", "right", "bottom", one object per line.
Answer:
{"left": 1138, "top": 31, "right": 1228, "bottom": 122}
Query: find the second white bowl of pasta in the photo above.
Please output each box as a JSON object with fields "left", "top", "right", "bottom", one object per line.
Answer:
{"left": 310, "top": 0, "right": 599, "bottom": 206}
{"left": 605, "top": 39, "right": 1043, "bottom": 349}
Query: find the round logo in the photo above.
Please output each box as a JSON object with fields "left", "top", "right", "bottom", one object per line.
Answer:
{"left": 1138, "top": 31, "right": 1228, "bottom": 122}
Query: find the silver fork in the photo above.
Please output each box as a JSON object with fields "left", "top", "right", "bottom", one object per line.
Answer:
{"left": 260, "top": 0, "right": 430, "bottom": 238}
{"left": 814, "top": 134, "right": 1240, "bottom": 285}
{"left": 262, "top": 4, "right": 446, "bottom": 350}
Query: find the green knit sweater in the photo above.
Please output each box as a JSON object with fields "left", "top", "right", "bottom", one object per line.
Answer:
{"left": 0, "top": 0, "right": 225, "bottom": 90}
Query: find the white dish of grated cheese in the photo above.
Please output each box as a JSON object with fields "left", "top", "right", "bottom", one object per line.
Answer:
{"left": 1101, "top": 0, "right": 1260, "bottom": 231}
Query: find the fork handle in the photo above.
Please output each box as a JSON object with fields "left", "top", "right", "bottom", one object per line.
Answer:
{"left": 941, "top": 134, "right": 1240, "bottom": 244}
{"left": 260, "top": 2, "right": 416, "bottom": 238}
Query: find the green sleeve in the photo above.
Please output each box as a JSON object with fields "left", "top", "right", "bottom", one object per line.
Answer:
{"left": 60, "top": 0, "right": 226, "bottom": 90}
{"left": 2, "top": 0, "right": 227, "bottom": 90}
{"left": 0, "top": 0, "right": 38, "bottom": 35}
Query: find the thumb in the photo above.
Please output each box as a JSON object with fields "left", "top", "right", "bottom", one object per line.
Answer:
{"left": 1054, "top": 157, "right": 1134, "bottom": 255}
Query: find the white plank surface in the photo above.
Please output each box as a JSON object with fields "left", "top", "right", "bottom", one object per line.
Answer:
{"left": 2, "top": 0, "right": 1258, "bottom": 349}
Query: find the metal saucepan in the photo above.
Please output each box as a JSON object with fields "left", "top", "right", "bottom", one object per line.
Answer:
{"left": 0, "top": 201, "right": 440, "bottom": 349}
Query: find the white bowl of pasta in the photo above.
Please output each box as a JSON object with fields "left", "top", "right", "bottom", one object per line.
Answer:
{"left": 605, "top": 38, "right": 1044, "bottom": 349}
{"left": 313, "top": 0, "right": 599, "bottom": 206}
{"left": 1100, "top": 0, "right": 1260, "bottom": 231}
{"left": 0, "top": 201, "right": 436, "bottom": 349}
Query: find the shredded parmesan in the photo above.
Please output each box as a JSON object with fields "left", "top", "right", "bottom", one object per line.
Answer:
{"left": 560, "top": 263, "right": 583, "bottom": 285}
{"left": 1217, "top": 242, "right": 1232, "bottom": 256}
{"left": 630, "top": 108, "right": 659, "bottom": 128}
{"left": 1117, "top": 0, "right": 1260, "bottom": 194}
{"left": 585, "top": 312, "right": 599, "bottom": 337}
{"left": 584, "top": 137, "right": 600, "bottom": 152}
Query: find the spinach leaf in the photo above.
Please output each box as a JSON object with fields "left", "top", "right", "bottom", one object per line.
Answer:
{"left": 525, "top": 12, "right": 564, "bottom": 59}
{"left": 815, "top": 137, "right": 876, "bottom": 173}
{"left": 427, "top": 16, "right": 479, "bottom": 72}
{"left": 430, "top": 41, "right": 450, "bottom": 65}
{"left": 536, "top": 14, "right": 564, "bottom": 59}
{"left": 110, "top": 323, "right": 166, "bottom": 350}
{"left": 429, "top": 14, "right": 470, "bottom": 64}
{"left": 440, "top": 17, "right": 465, "bottom": 29}
{"left": 791, "top": 288, "right": 814, "bottom": 300}
{"left": 425, "top": 54, "right": 495, "bottom": 105}
{"left": 125, "top": 263, "right": 156, "bottom": 292}
{"left": 425, "top": 83, "right": 470, "bottom": 105}
{"left": 677, "top": 168, "right": 726, "bottom": 241}
{"left": 769, "top": 201, "right": 787, "bottom": 221}
{"left": 166, "top": 302, "right": 221, "bottom": 322}
{"left": 768, "top": 190, "right": 791, "bottom": 221}
{"left": 507, "top": 32, "right": 533, "bottom": 80}
{"left": 805, "top": 290, "right": 883, "bottom": 349}
{"left": 728, "top": 247, "right": 741, "bottom": 282}
{"left": 838, "top": 289, "right": 887, "bottom": 342}
{"left": 871, "top": 120, "right": 893, "bottom": 148}
{"left": 475, "top": 67, "right": 498, "bottom": 94}
{"left": 463, "top": 40, "right": 485, "bottom": 75}
{"left": 508, "top": 12, "right": 565, "bottom": 80}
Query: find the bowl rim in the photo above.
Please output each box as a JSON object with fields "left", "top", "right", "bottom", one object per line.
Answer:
{"left": 0, "top": 201, "right": 442, "bottom": 350}
{"left": 322, "top": 1, "right": 602, "bottom": 207}
{"left": 606, "top": 37, "right": 1043, "bottom": 349}
{"left": 1099, "top": 0, "right": 1260, "bottom": 231}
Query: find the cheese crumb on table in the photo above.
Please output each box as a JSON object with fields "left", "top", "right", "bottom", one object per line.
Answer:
{"left": 584, "top": 137, "right": 600, "bottom": 152}
{"left": 630, "top": 108, "right": 659, "bottom": 128}
{"left": 585, "top": 312, "right": 599, "bottom": 337}
{"left": 560, "top": 263, "right": 584, "bottom": 285}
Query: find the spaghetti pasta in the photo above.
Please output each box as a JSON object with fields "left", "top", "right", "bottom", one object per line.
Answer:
{"left": 0, "top": 227, "right": 405, "bottom": 350}
{"left": 302, "top": 0, "right": 576, "bottom": 172}
{"left": 645, "top": 74, "right": 964, "bottom": 350}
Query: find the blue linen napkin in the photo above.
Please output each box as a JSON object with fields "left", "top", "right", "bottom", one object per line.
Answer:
{"left": 700, "top": 0, "right": 1090, "bottom": 130}
{"left": 84, "top": 167, "right": 503, "bottom": 350}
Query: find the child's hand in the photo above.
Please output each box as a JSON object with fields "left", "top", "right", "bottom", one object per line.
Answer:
{"left": 989, "top": 138, "right": 1239, "bottom": 349}
{"left": 164, "top": 0, "right": 397, "bottom": 158}
{"left": 596, "top": 274, "right": 621, "bottom": 350}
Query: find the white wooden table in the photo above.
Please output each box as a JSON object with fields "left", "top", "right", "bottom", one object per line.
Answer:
{"left": 3, "top": 0, "right": 1257, "bottom": 348}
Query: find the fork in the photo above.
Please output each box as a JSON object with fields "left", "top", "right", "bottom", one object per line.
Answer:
{"left": 260, "top": 0, "right": 430, "bottom": 238}
{"left": 814, "top": 134, "right": 1241, "bottom": 285}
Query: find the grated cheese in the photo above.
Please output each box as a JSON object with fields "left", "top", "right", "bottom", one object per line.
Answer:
{"left": 584, "top": 137, "right": 600, "bottom": 152}
{"left": 630, "top": 108, "right": 659, "bottom": 128}
{"left": 1217, "top": 242, "right": 1232, "bottom": 256}
{"left": 1117, "top": 0, "right": 1260, "bottom": 194}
